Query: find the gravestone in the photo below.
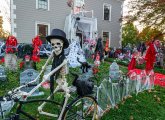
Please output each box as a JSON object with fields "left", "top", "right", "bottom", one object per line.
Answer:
{"left": 20, "top": 69, "right": 43, "bottom": 96}
{"left": 0, "top": 65, "right": 7, "bottom": 81}
{"left": 4, "top": 54, "right": 17, "bottom": 71}
{"left": 109, "top": 61, "right": 120, "bottom": 82}
{"left": 0, "top": 100, "right": 15, "bottom": 118}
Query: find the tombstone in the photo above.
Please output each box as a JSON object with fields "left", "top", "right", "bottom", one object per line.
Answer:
{"left": 20, "top": 69, "right": 43, "bottom": 96}
{"left": 0, "top": 65, "right": 7, "bottom": 81}
{"left": 4, "top": 54, "right": 17, "bottom": 71}
{"left": 0, "top": 100, "right": 14, "bottom": 119}
{"left": 109, "top": 61, "right": 120, "bottom": 82}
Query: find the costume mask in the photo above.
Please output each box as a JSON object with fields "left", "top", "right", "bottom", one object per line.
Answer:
{"left": 51, "top": 38, "right": 64, "bottom": 56}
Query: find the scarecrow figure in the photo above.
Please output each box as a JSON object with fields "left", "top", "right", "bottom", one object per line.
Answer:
{"left": 46, "top": 29, "right": 69, "bottom": 96}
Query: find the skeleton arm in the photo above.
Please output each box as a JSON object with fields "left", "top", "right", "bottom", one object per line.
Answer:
{"left": 28, "top": 59, "right": 67, "bottom": 96}
{"left": 13, "top": 52, "right": 54, "bottom": 93}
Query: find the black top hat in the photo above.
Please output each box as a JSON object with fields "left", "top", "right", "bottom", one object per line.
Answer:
{"left": 46, "top": 29, "right": 69, "bottom": 48}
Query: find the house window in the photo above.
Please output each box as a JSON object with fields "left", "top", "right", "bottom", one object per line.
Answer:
{"left": 37, "top": 0, "right": 48, "bottom": 10}
{"left": 37, "top": 24, "right": 49, "bottom": 43}
{"left": 103, "top": 3, "right": 111, "bottom": 21}
{"left": 102, "top": 31, "right": 110, "bottom": 47}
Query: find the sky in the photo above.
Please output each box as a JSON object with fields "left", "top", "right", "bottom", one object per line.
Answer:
{"left": 0, "top": 0, "right": 10, "bottom": 32}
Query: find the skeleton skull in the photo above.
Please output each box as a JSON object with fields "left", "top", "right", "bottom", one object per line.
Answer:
{"left": 50, "top": 38, "right": 64, "bottom": 55}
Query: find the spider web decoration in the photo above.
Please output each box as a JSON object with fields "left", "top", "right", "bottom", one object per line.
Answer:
{"left": 65, "top": 40, "right": 86, "bottom": 68}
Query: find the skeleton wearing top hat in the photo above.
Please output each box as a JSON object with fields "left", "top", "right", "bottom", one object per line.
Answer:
{"left": 46, "top": 29, "right": 69, "bottom": 95}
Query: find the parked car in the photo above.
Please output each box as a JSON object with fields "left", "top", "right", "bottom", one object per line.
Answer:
{"left": 39, "top": 44, "right": 52, "bottom": 58}
{"left": 0, "top": 42, "right": 5, "bottom": 59}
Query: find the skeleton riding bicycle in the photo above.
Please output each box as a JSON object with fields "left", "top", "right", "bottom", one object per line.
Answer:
{"left": 0, "top": 29, "right": 98, "bottom": 120}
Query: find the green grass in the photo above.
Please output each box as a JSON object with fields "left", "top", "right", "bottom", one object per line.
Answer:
{"left": 0, "top": 59, "right": 165, "bottom": 120}
{"left": 101, "top": 86, "right": 165, "bottom": 120}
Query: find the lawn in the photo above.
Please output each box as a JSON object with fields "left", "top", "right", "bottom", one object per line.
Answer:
{"left": 0, "top": 59, "right": 165, "bottom": 120}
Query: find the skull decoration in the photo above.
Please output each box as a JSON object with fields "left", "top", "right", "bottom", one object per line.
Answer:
{"left": 50, "top": 38, "right": 64, "bottom": 56}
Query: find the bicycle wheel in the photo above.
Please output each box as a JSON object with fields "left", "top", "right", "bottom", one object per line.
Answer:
{"left": 62, "top": 96, "right": 98, "bottom": 120}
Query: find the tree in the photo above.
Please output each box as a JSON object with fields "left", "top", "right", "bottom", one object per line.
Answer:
{"left": 122, "top": 22, "right": 139, "bottom": 47}
{"left": 0, "top": 16, "right": 10, "bottom": 39}
{"left": 125, "top": 0, "right": 165, "bottom": 34}
{"left": 138, "top": 27, "right": 164, "bottom": 42}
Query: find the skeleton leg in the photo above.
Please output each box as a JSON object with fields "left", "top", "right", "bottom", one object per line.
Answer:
{"left": 38, "top": 85, "right": 60, "bottom": 117}
{"left": 58, "top": 81, "right": 70, "bottom": 120}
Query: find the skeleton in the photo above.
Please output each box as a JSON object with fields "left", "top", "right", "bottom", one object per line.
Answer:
{"left": 13, "top": 38, "right": 70, "bottom": 119}
{"left": 51, "top": 38, "right": 64, "bottom": 56}
{"left": 37, "top": 38, "right": 70, "bottom": 120}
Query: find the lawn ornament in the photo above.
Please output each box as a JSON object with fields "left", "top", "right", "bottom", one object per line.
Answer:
{"left": 46, "top": 29, "right": 69, "bottom": 96}
{"left": 95, "top": 37, "right": 104, "bottom": 62}
{"left": 109, "top": 61, "right": 120, "bottom": 82}
{"left": 104, "top": 38, "right": 109, "bottom": 57}
{"left": 145, "top": 40, "right": 160, "bottom": 74}
{"left": 31, "top": 35, "right": 42, "bottom": 62}
{"left": 4, "top": 36, "right": 18, "bottom": 71}
{"left": 77, "top": 57, "right": 91, "bottom": 73}
{"left": 20, "top": 55, "right": 36, "bottom": 70}
{"left": 94, "top": 52, "right": 100, "bottom": 67}
{"left": 5, "top": 36, "right": 18, "bottom": 54}
{"left": 0, "top": 65, "right": 7, "bottom": 81}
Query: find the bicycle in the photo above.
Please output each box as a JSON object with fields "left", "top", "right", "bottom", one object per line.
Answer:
{"left": 0, "top": 51, "right": 98, "bottom": 120}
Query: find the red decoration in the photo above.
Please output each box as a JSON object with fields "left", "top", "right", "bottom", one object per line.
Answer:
{"left": 128, "top": 69, "right": 165, "bottom": 87}
{"left": 104, "top": 39, "right": 109, "bottom": 52}
{"left": 0, "top": 57, "right": 4, "bottom": 64}
{"left": 20, "top": 61, "right": 24, "bottom": 69}
{"left": 128, "top": 55, "right": 136, "bottom": 71}
{"left": 145, "top": 43, "right": 156, "bottom": 72}
{"left": 31, "top": 35, "right": 42, "bottom": 62}
{"left": 94, "top": 52, "right": 100, "bottom": 66}
{"left": 92, "top": 66, "right": 99, "bottom": 74}
{"left": 5, "top": 36, "right": 18, "bottom": 54}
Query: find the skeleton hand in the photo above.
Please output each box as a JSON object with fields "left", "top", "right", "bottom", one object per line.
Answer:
{"left": 43, "top": 75, "right": 49, "bottom": 81}
{"left": 60, "top": 66, "right": 66, "bottom": 75}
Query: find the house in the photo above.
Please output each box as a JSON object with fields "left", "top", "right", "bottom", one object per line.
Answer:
{"left": 11, "top": 0, "right": 124, "bottom": 48}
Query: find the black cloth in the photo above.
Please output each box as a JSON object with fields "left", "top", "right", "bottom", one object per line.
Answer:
{"left": 137, "top": 42, "right": 146, "bottom": 55}
{"left": 50, "top": 51, "right": 65, "bottom": 95}
{"left": 94, "top": 38, "right": 104, "bottom": 61}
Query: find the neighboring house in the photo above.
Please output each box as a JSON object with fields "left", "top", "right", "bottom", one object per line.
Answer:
{"left": 11, "top": 0, "right": 124, "bottom": 48}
